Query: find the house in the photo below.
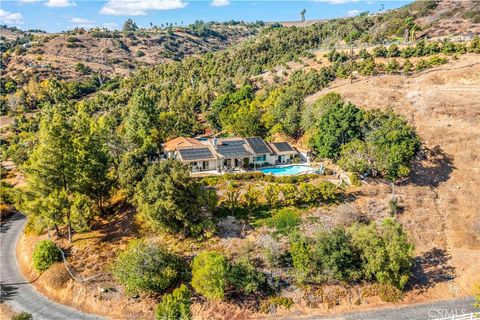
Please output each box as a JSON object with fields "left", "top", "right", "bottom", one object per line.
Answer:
{"left": 268, "top": 142, "right": 298, "bottom": 164}
{"left": 176, "top": 145, "right": 218, "bottom": 172}
{"left": 210, "top": 137, "right": 254, "bottom": 170}
{"left": 244, "top": 137, "right": 276, "bottom": 167}
{"left": 163, "top": 137, "right": 204, "bottom": 159}
{"left": 163, "top": 136, "right": 299, "bottom": 172}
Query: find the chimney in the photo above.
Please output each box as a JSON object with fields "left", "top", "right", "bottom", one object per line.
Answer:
{"left": 211, "top": 137, "right": 218, "bottom": 148}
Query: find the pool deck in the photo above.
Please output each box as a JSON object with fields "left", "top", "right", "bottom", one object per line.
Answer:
{"left": 190, "top": 163, "right": 321, "bottom": 177}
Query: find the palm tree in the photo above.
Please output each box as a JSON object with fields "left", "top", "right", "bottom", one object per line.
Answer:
{"left": 300, "top": 9, "right": 306, "bottom": 23}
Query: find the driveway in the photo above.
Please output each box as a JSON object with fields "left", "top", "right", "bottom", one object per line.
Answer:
{"left": 0, "top": 213, "right": 103, "bottom": 320}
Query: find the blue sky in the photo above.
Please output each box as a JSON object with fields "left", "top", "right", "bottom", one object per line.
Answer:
{"left": 1, "top": 0, "right": 411, "bottom": 33}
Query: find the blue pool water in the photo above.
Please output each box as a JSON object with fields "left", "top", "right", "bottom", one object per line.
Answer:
{"left": 260, "top": 165, "right": 311, "bottom": 176}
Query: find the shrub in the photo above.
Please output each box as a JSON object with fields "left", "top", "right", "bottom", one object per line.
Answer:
{"left": 263, "top": 183, "right": 280, "bottom": 208}
{"left": 317, "top": 181, "right": 337, "bottom": 203}
{"left": 32, "top": 240, "right": 62, "bottom": 272}
{"left": 259, "top": 296, "right": 294, "bottom": 313}
{"left": 136, "top": 50, "right": 146, "bottom": 57}
{"left": 111, "top": 240, "right": 183, "bottom": 294}
{"left": 315, "top": 228, "right": 362, "bottom": 281}
{"left": 155, "top": 284, "right": 191, "bottom": 320}
{"left": 227, "top": 258, "right": 266, "bottom": 294}
{"left": 298, "top": 183, "right": 321, "bottom": 205}
{"left": 376, "top": 283, "right": 403, "bottom": 302}
{"left": 191, "top": 251, "right": 227, "bottom": 300}
{"left": 12, "top": 313, "right": 33, "bottom": 320}
{"left": 223, "top": 182, "right": 240, "bottom": 213}
{"left": 349, "top": 218, "right": 414, "bottom": 289}
{"left": 242, "top": 185, "right": 261, "bottom": 212}
{"left": 265, "top": 208, "right": 301, "bottom": 235}
{"left": 281, "top": 184, "right": 298, "bottom": 206}
{"left": 289, "top": 236, "right": 313, "bottom": 283}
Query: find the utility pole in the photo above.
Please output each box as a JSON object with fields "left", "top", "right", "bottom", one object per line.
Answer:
{"left": 350, "top": 44, "right": 354, "bottom": 84}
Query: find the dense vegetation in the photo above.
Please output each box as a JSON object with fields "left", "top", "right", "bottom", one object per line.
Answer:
{"left": 308, "top": 93, "right": 420, "bottom": 180}
{"left": 3, "top": 2, "right": 477, "bottom": 317}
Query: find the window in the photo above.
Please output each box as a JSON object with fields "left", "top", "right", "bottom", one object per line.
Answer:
{"left": 255, "top": 154, "right": 266, "bottom": 162}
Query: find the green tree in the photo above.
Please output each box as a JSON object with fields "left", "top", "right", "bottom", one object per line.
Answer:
{"left": 349, "top": 218, "right": 414, "bottom": 289}
{"left": 134, "top": 159, "right": 211, "bottom": 235}
{"left": 309, "top": 100, "right": 364, "bottom": 159}
{"left": 363, "top": 110, "right": 420, "bottom": 180}
{"left": 112, "top": 240, "right": 183, "bottom": 294}
{"left": 191, "top": 251, "right": 227, "bottom": 300}
{"left": 123, "top": 19, "right": 138, "bottom": 32}
{"left": 124, "top": 89, "right": 159, "bottom": 151}
{"left": 315, "top": 228, "right": 361, "bottom": 281}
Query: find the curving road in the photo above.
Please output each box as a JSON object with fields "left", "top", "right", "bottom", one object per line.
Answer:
{"left": 1, "top": 213, "right": 477, "bottom": 320}
{"left": 0, "top": 213, "right": 104, "bottom": 320}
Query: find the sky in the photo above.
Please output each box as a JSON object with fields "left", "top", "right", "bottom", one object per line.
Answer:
{"left": 1, "top": 0, "right": 412, "bottom": 33}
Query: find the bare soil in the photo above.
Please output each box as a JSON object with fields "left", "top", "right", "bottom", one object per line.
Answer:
{"left": 307, "top": 52, "right": 480, "bottom": 298}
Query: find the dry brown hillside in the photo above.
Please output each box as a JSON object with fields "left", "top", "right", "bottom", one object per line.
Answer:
{"left": 1, "top": 24, "right": 259, "bottom": 82}
{"left": 306, "top": 53, "right": 480, "bottom": 300}
{"left": 418, "top": 0, "right": 480, "bottom": 38}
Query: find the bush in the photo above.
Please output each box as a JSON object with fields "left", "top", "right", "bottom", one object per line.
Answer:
{"left": 315, "top": 228, "right": 361, "bottom": 281}
{"left": 155, "top": 284, "right": 191, "bottom": 320}
{"left": 349, "top": 218, "right": 414, "bottom": 289}
{"left": 227, "top": 258, "right": 266, "bottom": 294}
{"left": 242, "top": 185, "right": 261, "bottom": 212}
{"left": 264, "top": 208, "right": 301, "bottom": 235}
{"left": 259, "top": 296, "right": 294, "bottom": 313}
{"left": 136, "top": 50, "right": 146, "bottom": 57}
{"left": 263, "top": 183, "right": 280, "bottom": 208}
{"left": 317, "top": 181, "right": 337, "bottom": 203}
{"left": 289, "top": 236, "right": 312, "bottom": 283}
{"left": 191, "top": 251, "right": 227, "bottom": 300}
{"left": 111, "top": 240, "right": 183, "bottom": 294}
{"left": 281, "top": 184, "right": 298, "bottom": 206}
{"left": 12, "top": 313, "right": 33, "bottom": 320}
{"left": 32, "top": 240, "right": 62, "bottom": 272}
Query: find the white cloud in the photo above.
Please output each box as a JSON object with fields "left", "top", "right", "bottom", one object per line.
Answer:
{"left": 347, "top": 9, "right": 360, "bottom": 17}
{"left": 0, "top": 9, "right": 24, "bottom": 25}
{"left": 314, "top": 0, "right": 358, "bottom": 4}
{"left": 46, "top": 0, "right": 76, "bottom": 7}
{"left": 70, "top": 17, "right": 93, "bottom": 24}
{"left": 103, "top": 22, "right": 119, "bottom": 30}
{"left": 100, "top": 0, "right": 188, "bottom": 16}
{"left": 210, "top": 0, "right": 230, "bottom": 7}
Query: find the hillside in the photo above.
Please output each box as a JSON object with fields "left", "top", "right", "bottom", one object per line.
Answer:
{"left": 1, "top": 0, "right": 480, "bottom": 319}
{"left": 0, "top": 21, "right": 261, "bottom": 82}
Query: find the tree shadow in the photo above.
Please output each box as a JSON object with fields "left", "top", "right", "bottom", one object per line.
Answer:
{"left": 0, "top": 212, "right": 23, "bottom": 234}
{"left": 406, "top": 247, "right": 456, "bottom": 293}
{"left": 0, "top": 282, "right": 18, "bottom": 302}
{"left": 408, "top": 145, "right": 455, "bottom": 188}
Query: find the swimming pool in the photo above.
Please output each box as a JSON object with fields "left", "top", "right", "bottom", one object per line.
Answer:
{"left": 260, "top": 165, "right": 312, "bottom": 176}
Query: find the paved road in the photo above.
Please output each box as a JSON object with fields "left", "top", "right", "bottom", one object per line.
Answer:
{"left": 0, "top": 213, "right": 103, "bottom": 320}
{"left": 1, "top": 214, "right": 477, "bottom": 320}
{"left": 280, "top": 297, "right": 477, "bottom": 320}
